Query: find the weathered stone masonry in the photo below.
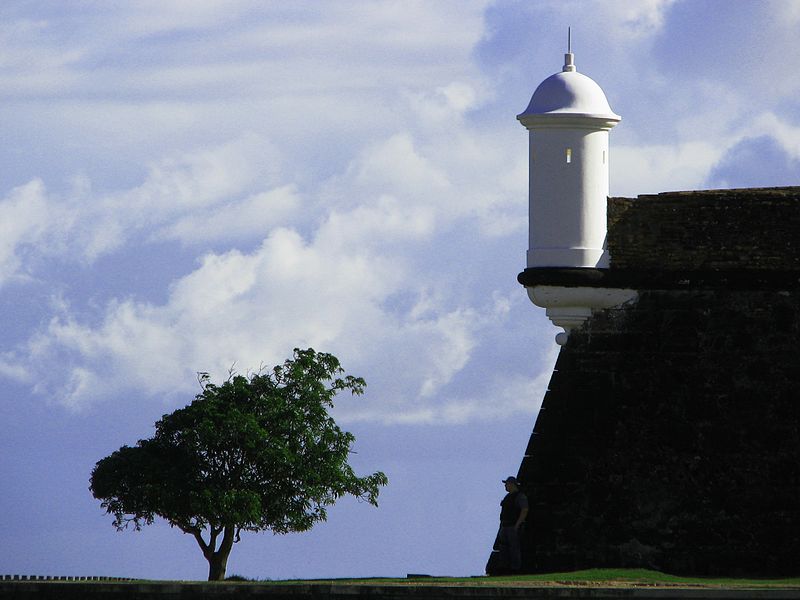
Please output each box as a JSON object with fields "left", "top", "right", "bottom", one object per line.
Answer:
{"left": 515, "top": 187, "right": 800, "bottom": 576}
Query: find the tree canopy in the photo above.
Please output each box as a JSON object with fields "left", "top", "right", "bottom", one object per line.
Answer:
{"left": 90, "top": 348, "right": 387, "bottom": 580}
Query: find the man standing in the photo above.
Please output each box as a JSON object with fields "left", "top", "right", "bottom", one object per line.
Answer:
{"left": 489, "top": 476, "right": 528, "bottom": 574}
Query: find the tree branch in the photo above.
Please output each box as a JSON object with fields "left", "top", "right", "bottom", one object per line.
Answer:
{"left": 181, "top": 526, "right": 211, "bottom": 559}
{"left": 217, "top": 525, "right": 236, "bottom": 558}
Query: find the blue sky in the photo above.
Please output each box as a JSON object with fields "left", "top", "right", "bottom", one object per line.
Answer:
{"left": 1, "top": 0, "right": 799, "bottom": 581}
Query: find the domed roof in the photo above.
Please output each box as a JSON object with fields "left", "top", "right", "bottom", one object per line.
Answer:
{"left": 518, "top": 54, "right": 621, "bottom": 125}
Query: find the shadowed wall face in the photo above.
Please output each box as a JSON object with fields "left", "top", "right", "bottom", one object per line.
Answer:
{"left": 516, "top": 188, "right": 800, "bottom": 576}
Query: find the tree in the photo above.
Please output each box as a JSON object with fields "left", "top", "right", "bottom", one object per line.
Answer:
{"left": 90, "top": 348, "right": 388, "bottom": 581}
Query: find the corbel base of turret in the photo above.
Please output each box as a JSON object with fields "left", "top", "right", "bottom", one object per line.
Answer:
{"left": 527, "top": 285, "right": 638, "bottom": 345}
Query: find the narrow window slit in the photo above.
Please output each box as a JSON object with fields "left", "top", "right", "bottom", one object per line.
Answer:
{"left": 566, "top": 148, "right": 572, "bottom": 163}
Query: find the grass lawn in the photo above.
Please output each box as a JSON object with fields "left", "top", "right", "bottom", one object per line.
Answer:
{"left": 249, "top": 569, "right": 800, "bottom": 588}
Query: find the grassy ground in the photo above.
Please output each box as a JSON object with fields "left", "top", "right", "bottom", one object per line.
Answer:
{"left": 244, "top": 569, "right": 800, "bottom": 588}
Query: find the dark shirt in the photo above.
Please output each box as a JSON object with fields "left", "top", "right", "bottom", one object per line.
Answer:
{"left": 500, "top": 490, "right": 528, "bottom": 525}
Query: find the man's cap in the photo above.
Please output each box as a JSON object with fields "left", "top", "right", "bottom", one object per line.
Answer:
{"left": 502, "top": 476, "right": 519, "bottom": 484}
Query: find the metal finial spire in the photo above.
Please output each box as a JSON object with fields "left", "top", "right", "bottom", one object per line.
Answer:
{"left": 563, "top": 26, "right": 576, "bottom": 72}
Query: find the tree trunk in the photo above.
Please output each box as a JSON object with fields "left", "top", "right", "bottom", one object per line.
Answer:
{"left": 207, "top": 552, "right": 229, "bottom": 581}
{"left": 205, "top": 526, "right": 236, "bottom": 581}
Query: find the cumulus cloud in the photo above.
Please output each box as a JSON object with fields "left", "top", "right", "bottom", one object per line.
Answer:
{"left": 0, "top": 351, "right": 29, "bottom": 381}
{"left": 650, "top": 0, "right": 800, "bottom": 106}
{"left": 8, "top": 116, "right": 536, "bottom": 422}
{"left": 744, "top": 112, "right": 800, "bottom": 160}
{"left": 0, "top": 180, "right": 74, "bottom": 286}
{"left": 612, "top": 108, "right": 800, "bottom": 196}
{"left": 0, "top": 1, "right": 534, "bottom": 422}
{"left": 612, "top": 141, "right": 722, "bottom": 196}
{"left": 1, "top": 2, "right": 490, "bottom": 103}
{"left": 157, "top": 185, "right": 302, "bottom": 246}
{"left": 92, "top": 133, "right": 283, "bottom": 250}
{"left": 0, "top": 134, "right": 288, "bottom": 283}
{"left": 594, "top": 0, "right": 679, "bottom": 38}
{"left": 2, "top": 2, "right": 636, "bottom": 423}
{"left": 25, "top": 228, "right": 386, "bottom": 409}
{"left": 347, "top": 134, "right": 451, "bottom": 203}
{"left": 706, "top": 135, "right": 800, "bottom": 189}
{"left": 0, "top": 0, "right": 533, "bottom": 422}
{"left": 323, "top": 128, "right": 526, "bottom": 240}
{"left": 23, "top": 221, "right": 480, "bottom": 416}
{"left": 0, "top": 1, "right": 495, "bottom": 221}
{"left": 405, "top": 81, "right": 484, "bottom": 125}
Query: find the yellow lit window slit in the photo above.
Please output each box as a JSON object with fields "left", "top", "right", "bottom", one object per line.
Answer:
{"left": 566, "top": 148, "right": 572, "bottom": 163}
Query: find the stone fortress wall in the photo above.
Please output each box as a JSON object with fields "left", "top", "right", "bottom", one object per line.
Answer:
{"left": 516, "top": 187, "right": 800, "bottom": 576}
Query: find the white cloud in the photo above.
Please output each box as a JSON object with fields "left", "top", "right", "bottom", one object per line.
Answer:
{"left": 0, "top": 134, "right": 287, "bottom": 278}
{"left": 321, "top": 128, "right": 526, "bottom": 239}
{"left": 12, "top": 0, "right": 794, "bottom": 429}
{"left": 783, "top": 0, "right": 800, "bottom": 23}
{"left": 606, "top": 0, "right": 679, "bottom": 37}
{"left": 0, "top": 180, "right": 74, "bottom": 286}
{"left": 342, "top": 342, "right": 559, "bottom": 426}
{"left": 406, "top": 81, "right": 484, "bottom": 125}
{"left": 110, "top": 0, "right": 254, "bottom": 36}
{"left": 438, "top": 369, "right": 554, "bottom": 425}
{"left": 0, "top": 180, "right": 47, "bottom": 282}
{"left": 1, "top": 2, "right": 490, "bottom": 101}
{"left": 418, "top": 309, "right": 477, "bottom": 397}
{"left": 0, "top": 19, "right": 86, "bottom": 96}
{"left": 612, "top": 141, "right": 722, "bottom": 196}
{"left": 0, "top": 352, "right": 29, "bottom": 382}
{"left": 112, "top": 133, "right": 281, "bottom": 223}
{"left": 614, "top": 110, "right": 800, "bottom": 197}
{"left": 317, "top": 195, "right": 436, "bottom": 250}
{"left": 23, "top": 220, "right": 481, "bottom": 416}
{"left": 745, "top": 112, "right": 800, "bottom": 160}
{"left": 12, "top": 119, "right": 533, "bottom": 422}
{"left": 348, "top": 134, "right": 451, "bottom": 200}
{"left": 157, "top": 185, "right": 302, "bottom": 246}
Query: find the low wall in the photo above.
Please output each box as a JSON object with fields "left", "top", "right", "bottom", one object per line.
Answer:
{"left": 2, "top": 581, "right": 800, "bottom": 600}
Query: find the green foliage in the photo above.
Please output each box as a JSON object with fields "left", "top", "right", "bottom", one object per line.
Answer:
{"left": 90, "top": 348, "right": 387, "bottom": 579}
